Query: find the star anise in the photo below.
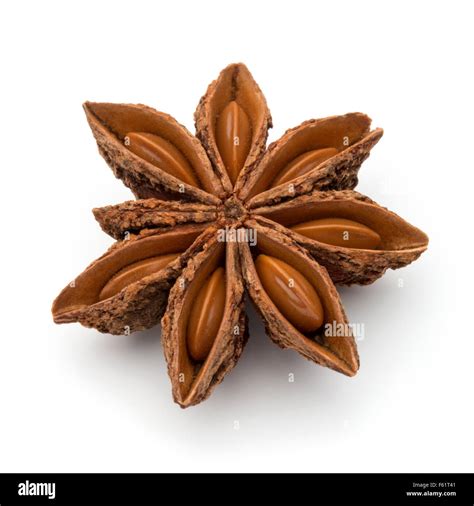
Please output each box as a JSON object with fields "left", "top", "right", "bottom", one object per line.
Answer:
{"left": 52, "top": 63, "right": 428, "bottom": 408}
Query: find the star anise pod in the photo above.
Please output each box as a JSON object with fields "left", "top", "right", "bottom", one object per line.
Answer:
{"left": 52, "top": 63, "right": 428, "bottom": 408}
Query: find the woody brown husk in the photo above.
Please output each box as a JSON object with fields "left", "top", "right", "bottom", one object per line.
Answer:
{"left": 52, "top": 63, "right": 428, "bottom": 408}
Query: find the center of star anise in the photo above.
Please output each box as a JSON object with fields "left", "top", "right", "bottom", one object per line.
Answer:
{"left": 221, "top": 195, "right": 247, "bottom": 222}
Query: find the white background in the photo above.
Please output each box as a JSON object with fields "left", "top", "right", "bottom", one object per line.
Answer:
{"left": 1, "top": 0, "right": 473, "bottom": 472}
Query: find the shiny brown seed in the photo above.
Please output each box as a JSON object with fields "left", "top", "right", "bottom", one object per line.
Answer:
{"left": 125, "top": 132, "right": 200, "bottom": 188}
{"left": 255, "top": 255, "right": 324, "bottom": 334}
{"left": 187, "top": 267, "right": 226, "bottom": 362}
{"left": 291, "top": 218, "right": 382, "bottom": 249}
{"left": 215, "top": 101, "right": 252, "bottom": 184}
{"left": 99, "top": 253, "right": 179, "bottom": 301}
{"left": 272, "top": 147, "right": 339, "bottom": 187}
